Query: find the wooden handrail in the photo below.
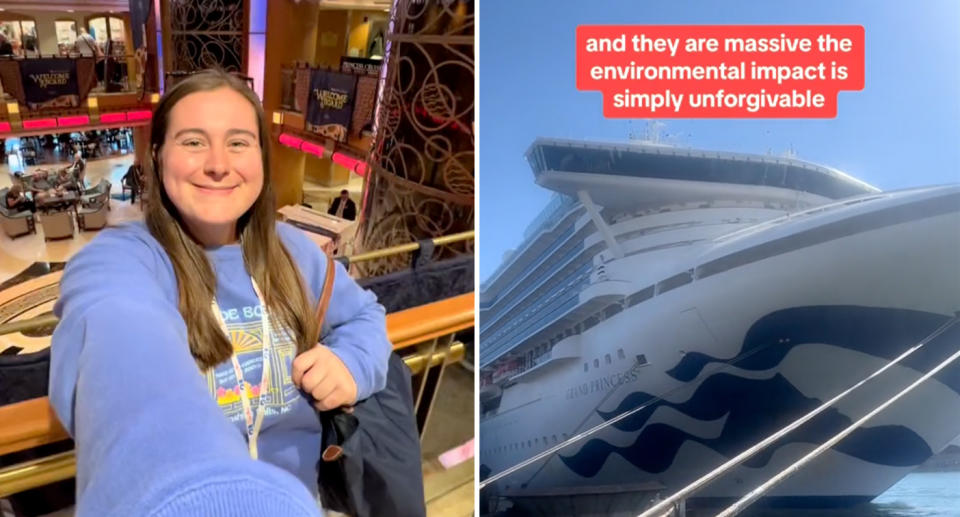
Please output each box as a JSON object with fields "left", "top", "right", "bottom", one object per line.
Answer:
{"left": 388, "top": 292, "right": 474, "bottom": 349}
{"left": 0, "top": 292, "right": 475, "bottom": 457}
{"left": 0, "top": 399, "right": 70, "bottom": 457}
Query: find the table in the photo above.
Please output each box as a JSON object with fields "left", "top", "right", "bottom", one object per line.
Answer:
{"left": 277, "top": 205, "right": 357, "bottom": 255}
{"left": 35, "top": 191, "right": 78, "bottom": 213}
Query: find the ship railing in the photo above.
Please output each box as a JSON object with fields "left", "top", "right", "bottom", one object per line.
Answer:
{"left": 491, "top": 365, "right": 524, "bottom": 384}
{"left": 488, "top": 347, "right": 555, "bottom": 385}
{"left": 638, "top": 313, "right": 960, "bottom": 517}
{"left": 0, "top": 235, "right": 475, "bottom": 499}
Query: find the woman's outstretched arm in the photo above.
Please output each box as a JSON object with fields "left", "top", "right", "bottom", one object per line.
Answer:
{"left": 51, "top": 227, "right": 322, "bottom": 516}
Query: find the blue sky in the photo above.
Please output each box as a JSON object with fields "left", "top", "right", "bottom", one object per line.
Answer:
{"left": 478, "top": 0, "right": 960, "bottom": 281}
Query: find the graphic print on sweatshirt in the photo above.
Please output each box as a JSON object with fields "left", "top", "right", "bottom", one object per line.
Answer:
{"left": 204, "top": 302, "right": 300, "bottom": 424}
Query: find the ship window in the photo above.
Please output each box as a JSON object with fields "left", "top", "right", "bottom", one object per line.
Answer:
{"left": 657, "top": 270, "right": 694, "bottom": 294}
{"left": 618, "top": 349, "right": 626, "bottom": 360}
{"left": 604, "top": 304, "right": 623, "bottom": 318}
{"left": 583, "top": 363, "right": 589, "bottom": 372}
{"left": 563, "top": 433, "right": 568, "bottom": 439}
{"left": 527, "top": 440, "right": 532, "bottom": 448}
{"left": 605, "top": 354, "right": 612, "bottom": 364}
{"left": 636, "top": 354, "right": 648, "bottom": 366}
{"left": 542, "top": 436, "right": 547, "bottom": 445}
{"left": 583, "top": 316, "right": 598, "bottom": 331}
{"left": 626, "top": 286, "right": 655, "bottom": 307}
{"left": 593, "top": 359, "right": 599, "bottom": 368}
{"left": 553, "top": 435, "right": 558, "bottom": 443}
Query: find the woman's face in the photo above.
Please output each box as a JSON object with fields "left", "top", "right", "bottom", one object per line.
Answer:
{"left": 159, "top": 87, "right": 263, "bottom": 246}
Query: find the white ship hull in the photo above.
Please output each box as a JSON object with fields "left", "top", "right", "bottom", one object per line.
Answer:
{"left": 480, "top": 185, "right": 960, "bottom": 511}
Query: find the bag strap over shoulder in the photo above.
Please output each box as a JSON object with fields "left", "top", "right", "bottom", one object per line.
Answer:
{"left": 314, "top": 251, "right": 336, "bottom": 337}
{"left": 315, "top": 253, "right": 358, "bottom": 463}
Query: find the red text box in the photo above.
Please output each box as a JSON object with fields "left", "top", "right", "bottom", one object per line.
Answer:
{"left": 576, "top": 25, "right": 864, "bottom": 118}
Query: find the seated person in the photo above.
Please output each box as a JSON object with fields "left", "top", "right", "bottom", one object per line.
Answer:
{"left": 122, "top": 161, "right": 142, "bottom": 203}
{"left": 327, "top": 189, "right": 357, "bottom": 221}
{"left": 5, "top": 184, "right": 35, "bottom": 213}
{"left": 23, "top": 170, "right": 49, "bottom": 195}
{"left": 56, "top": 169, "right": 81, "bottom": 194}
{"left": 67, "top": 151, "right": 87, "bottom": 187}
{"left": 45, "top": 169, "right": 60, "bottom": 188}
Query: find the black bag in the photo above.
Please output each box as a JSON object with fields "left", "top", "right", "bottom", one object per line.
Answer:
{"left": 310, "top": 254, "right": 426, "bottom": 517}
{"left": 316, "top": 354, "right": 426, "bottom": 517}
{"left": 0, "top": 347, "right": 77, "bottom": 516}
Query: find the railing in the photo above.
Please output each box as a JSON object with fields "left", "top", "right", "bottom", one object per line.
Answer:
{"left": 0, "top": 230, "right": 475, "bottom": 340}
{"left": 0, "top": 293, "right": 474, "bottom": 498}
{"left": 0, "top": 54, "right": 141, "bottom": 104}
{"left": 0, "top": 231, "right": 475, "bottom": 499}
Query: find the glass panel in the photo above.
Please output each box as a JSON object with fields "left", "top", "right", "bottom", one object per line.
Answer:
{"left": 56, "top": 21, "right": 77, "bottom": 46}
{"left": 88, "top": 17, "right": 108, "bottom": 46}
{"left": 0, "top": 21, "right": 23, "bottom": 51}
{"left": 108, "top": 17, "right": 126, "bottom": 56}
{"left": 109, "top": 17, "right": 124, "bottom": 41}
{"left": 107, "top": 17, "right": 125, "bottom": 56}
{"left": 20, "top": 20, "right": 36, "bottom": 55}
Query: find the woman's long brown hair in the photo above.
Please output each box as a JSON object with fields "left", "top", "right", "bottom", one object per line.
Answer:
{"left": 145, "top": 69, "right": 318, "bottom": 370}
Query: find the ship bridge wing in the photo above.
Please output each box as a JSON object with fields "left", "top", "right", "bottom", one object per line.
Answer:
{"left": 525, "top": 138, "right": 879, "bottom": 211}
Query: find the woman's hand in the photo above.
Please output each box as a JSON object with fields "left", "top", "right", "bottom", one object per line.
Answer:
{"left": 291, "top": 345, "right": 358, "bottom": 411}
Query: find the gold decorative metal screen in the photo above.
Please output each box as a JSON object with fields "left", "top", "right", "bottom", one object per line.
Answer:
{"left": 168, "top": 0, "right": 245, "bottom": 75}
{"left": 359, "top": 0, "right": 475, "bottom": 276}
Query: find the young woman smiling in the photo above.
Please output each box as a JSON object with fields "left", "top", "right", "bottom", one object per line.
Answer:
{"left": 49, "top": 69, "right": 390, "bottom": 515}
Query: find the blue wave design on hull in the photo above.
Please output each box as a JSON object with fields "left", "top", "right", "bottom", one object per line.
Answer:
{"left": 559, "top": 306, "right": 958, "bottom": 478}
{"left": 667, "top": 306, "right": 960, "bottom": 393}
{"left": 561, "top": 373, "right": 931, "bottom": 477}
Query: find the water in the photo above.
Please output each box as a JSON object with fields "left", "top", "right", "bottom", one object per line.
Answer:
{"left": 869, "top": 472, "right": 960, "bottom": 517}
{"left": 487, "top": 472, "right": 960, "bottom": 516}
{"left": 727, "top": 472, "right": 960, "bottom": 517}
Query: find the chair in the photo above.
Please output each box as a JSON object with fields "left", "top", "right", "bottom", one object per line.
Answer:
{"left": 0, "top": 188, "right": 37, "bottom": 238}
{"left": 121, "top": 181, "right": 135, "bottom": 201}
{"left": 21, "top": 147, "right": 37, "bottom": 165}
{"left": 81, "top": 179, "right": 111, "bottom": 210}
{"left": 77, "top": 200, "right": 108, "bottom": 231}
{"left": 39, "top": 210, "right": 74, "bottom": 240}
{"left": 0, "top": 206, "right": 36, "bottom": 238}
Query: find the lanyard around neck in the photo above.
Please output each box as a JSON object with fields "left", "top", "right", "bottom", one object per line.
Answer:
{"left": 210, "top": 278, "right": 271, "bottom": 460}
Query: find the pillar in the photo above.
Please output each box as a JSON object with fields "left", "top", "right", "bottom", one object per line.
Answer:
{"left": 314, "top": 10, "right": 348, "bottom": 67}
{"left": 132, "top": 125, "right": 150, "bottom": 165}
{"left": 262, "top": 0, "right": 321, "bottom": 208}
{"left": 305, "top": 155, "right": 351, "bottom": 187}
